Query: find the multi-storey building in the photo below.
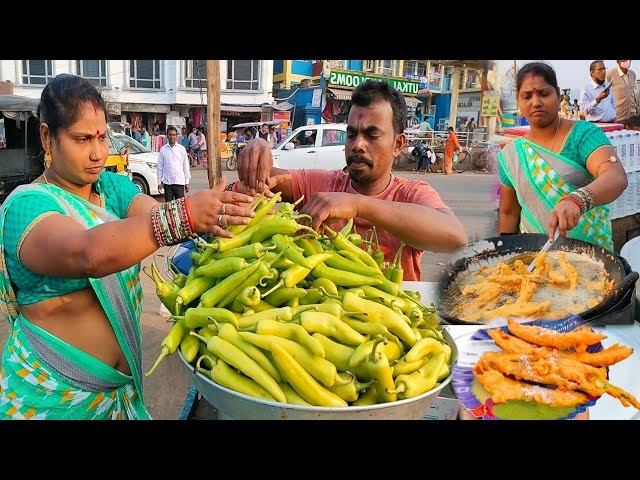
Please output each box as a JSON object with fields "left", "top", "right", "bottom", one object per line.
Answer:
{"left": 0, "top": 60, "right": 274, "bottom": 136}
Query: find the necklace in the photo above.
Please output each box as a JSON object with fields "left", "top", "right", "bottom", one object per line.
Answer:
{"left": 42, "top": 170, "right": 103, "bottom": 207}
{"left": 549, "top": 117, "right": 561, "bottom": 152}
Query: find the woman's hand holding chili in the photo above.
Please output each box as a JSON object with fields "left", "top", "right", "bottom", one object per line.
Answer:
{"left": 548, "top": 198, "right": 582, "bottom": 241}
{"left": 188, "top": 189, "right": 256, "bottom": 237}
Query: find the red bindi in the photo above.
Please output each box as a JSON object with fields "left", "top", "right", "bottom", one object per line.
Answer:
{"left": 358, "top": 113, "right": 364, "bottom": 119}
{"left": 93, "top": 106, "right": 97, "bottom": 114}
{"left": 96, "top": 130, "right": 100, "bottom": 136}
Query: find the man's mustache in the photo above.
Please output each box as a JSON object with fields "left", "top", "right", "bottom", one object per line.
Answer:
{"left": 347, "top": 154, "right": 373, "bottom": 167}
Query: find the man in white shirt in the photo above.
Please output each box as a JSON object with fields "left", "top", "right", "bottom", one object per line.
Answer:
{"left": 157, "top": 125, "right": 191, "bottom": 201}
{"left": 579, "top": 60, "right": 616, "bottom": 123}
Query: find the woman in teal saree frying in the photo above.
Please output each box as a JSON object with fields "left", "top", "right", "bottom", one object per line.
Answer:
{"left": 0, "top": 74, "right": 256, "bottom": 419}
{"left": 498, "top": 62, "right": 628, "bottom": 251}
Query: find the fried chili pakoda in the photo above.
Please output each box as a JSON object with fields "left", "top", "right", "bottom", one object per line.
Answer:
{"left": 506, "top": 318, "right": 606, "bottom": 352}
{"left": 473, "top": 361, "right": 590, "bottom": 407}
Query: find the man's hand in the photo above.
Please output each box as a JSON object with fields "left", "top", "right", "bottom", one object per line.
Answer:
{"left": 237, "top": 138, "right": 273, "bottom": 195}
{"left": 548, "top": 199, "right": 582, "bottom": 241}
{"left": 596, "top": 88, "right": 610, "bottom": 103}
{"left": 185, "top": 184, "right": 190, "bottom": 193}
{"left": 158, "top": 182, "right": 164, "bottom": 194}
{"left": 300, "top": 192, "right": 360, "bottom": 231}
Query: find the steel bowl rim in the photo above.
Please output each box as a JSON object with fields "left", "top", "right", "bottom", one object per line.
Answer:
{"left": 179, "top": 329, "right": 458, "bottom": 415}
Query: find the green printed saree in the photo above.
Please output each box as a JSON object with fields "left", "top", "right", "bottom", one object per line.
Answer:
{"left": 0, "top": 183, "right": 150, "bottom": 419}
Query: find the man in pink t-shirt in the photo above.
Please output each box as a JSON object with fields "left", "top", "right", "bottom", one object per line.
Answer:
{"left": 235, "top": 80, "right": 467, "bottom": 280}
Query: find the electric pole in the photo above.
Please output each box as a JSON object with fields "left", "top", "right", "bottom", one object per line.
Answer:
{"left": 206, "top": 60, "right": 222, "bottom": 188}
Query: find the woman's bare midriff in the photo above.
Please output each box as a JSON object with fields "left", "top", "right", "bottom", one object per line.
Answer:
{"left": 20, "top": 288, "right": 131, "bottom": 375}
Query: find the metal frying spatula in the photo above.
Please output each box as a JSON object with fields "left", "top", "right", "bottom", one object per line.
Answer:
{"left": 527, "top": 228, "right": 563, "bottom": 272}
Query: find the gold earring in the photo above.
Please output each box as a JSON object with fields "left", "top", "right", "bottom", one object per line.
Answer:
{"left": 44, "top": 150, "right": 52, "bottom": 168}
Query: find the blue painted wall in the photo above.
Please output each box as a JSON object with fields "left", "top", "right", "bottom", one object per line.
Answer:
{"left": 291, "top": 60, "right": 313, "bottom": 76}
{"left": 273, "top": 60, "right": 284, "bottom": 75}
{"left": 347, "top": 60, "right": 363, "bottom": 71}
{"left": 434, "top": 94, "right": 451, "bottom": 130}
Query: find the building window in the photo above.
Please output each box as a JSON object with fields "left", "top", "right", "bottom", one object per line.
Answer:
{"left": 377, "top": 60, "right": 397, "bottom": 77}
{"left": 363, "top": 60, "right": 375, "bottom": 72}
{"left": 226, "top": 60, "right": 260, "bottom": 91}
{"left": 328, "top": 60, "right": 346, "bottom": 70}
{"left": 129, "top": 60, "right": 161, "bottom": 89}
{"left": 22, "top": 60, "right": 53, "bottom": 85}
{"left": 185, "top": 60, "right": 206, "bottom": 88}
{"left": 404, "top": 61, "right": 426, "bottom": 77}
{"left": 76, "top": 60, "right": 107, "bottom": 87}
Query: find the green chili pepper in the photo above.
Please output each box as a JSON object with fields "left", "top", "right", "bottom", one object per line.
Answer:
{"left": 388, "top": 351, "right": 447, "bottom": 400}
{"left": 311, "top": 333, "right": 356, "bottom": 372}
{"left": 198, "top": 261, "right": 263, "bottom": 308}
{"left": 194, "top": 257, "right": 253, "bottom": 278}
{"left": 173, "top": 307, "right": 239, "bottom": 329}
{"left": 209, "top": 242, "right": 277, "bottom": 261}
{"left": 327, "top": 372, "right": 376, "bottom": 403}
{"left": 339, "top": 218, "right": 354, "bottom": 237}
{"left": 298, "top": 311, "right": 366, "bottom": 346}
{"left": 351, "top": 386, "right": 378, "bottom": 406}
{"left": 324, "top": 250, "right": 382, "bottom": 278}
{"left": 366, "top": 338, "right": 397, "bottom": 403}
{"left": 270, "top": 343, "right": 347, "bottom": 407}
{"left": 255, "top": 318, "right": 325, "bottom": 358}
{"left": 311, "top": 263, "right": 383, "bottom": 288}
{"left": 167, "top": 262, "right": 188, "bottom": 289}
{"left": 271, "top": 233, "right": 312, "bottom": 269}
{"left": 192, "top": 333, "right": 286, "bottom": 403}
{"left": 310, "top": 278, "right": 339, "bottom": 296}
{"left": 237, "top": 286, "right": 261, "bottom": 307}
{"left": 236, "top": 307, "right": 294, "bottom": 329}
{"left": 195, "top": 355, "right": 276, "bottom": 402}
{"left": 342, "top": 292, "right": 417, "bottom": 347}
{"left": 146, "top": 318, "right": 187, "bottom": 376}
{"left": 322, "top": 225, "right": 382, "bottom": 273}
{"left": 249, "top": 217, "right": 317, "bottom": 245}
{"left": 143, "top": 262, "right": 181, "bottom": 316}
{"left": 179, "top": 330, "right": 201, "bottom": 365}
{"left": 383, "top": 241, "right": 405, "bottom": 287}
{"left": 264, "top": 287, "right": 308, "bottom": 307}
{"left": 262, "top": 251, "right": 295, "bottom": 270}
{"left": 239, "top": 332, "right": 338, "bottom": 387}
{"left": 349, "top": 337, "right": 403, "bottom": 368}
{"left": 217, "top": 322, "right": 281, "bottom": 383}
{"left": 298, "top": 288, "right": 324, "bottom": 305}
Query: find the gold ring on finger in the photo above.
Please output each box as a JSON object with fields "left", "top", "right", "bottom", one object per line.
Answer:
{"left": 221, "top": 203, "right": 226, "bottom": 215}
{"left": 218, "top": 214, "right": 224, "bottom": 225}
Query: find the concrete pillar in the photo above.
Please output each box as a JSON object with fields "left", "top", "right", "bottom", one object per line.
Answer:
{"left": 462, "top": 68, "right": 468, "bottom": 90}
{"left": 448, "top": 66, "right": 461, "bottom": 130}
{"left": 439, "top": 65, "right": 445, "bottom": 90}
{"left": 283, "top": 60, "right": 291, "bottom": 88}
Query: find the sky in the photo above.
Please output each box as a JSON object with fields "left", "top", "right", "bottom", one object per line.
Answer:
{"left": 496, "top": 60, "right": 639, "bottom": 107}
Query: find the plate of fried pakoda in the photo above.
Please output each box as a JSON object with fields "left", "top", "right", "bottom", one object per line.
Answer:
{"left": 452, "top": 316, "right": 640, "bottom": 420}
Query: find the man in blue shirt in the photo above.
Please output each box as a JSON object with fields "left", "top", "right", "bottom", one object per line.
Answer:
{"left": 579, "top": 60, "right": 616, "bottom": 123}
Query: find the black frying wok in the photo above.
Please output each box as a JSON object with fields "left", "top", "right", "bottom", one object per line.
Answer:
{"left": 437, "top": 234, "right": 639, "bottom": 325}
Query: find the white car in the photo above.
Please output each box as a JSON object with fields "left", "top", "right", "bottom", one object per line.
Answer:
{"left": 111, "top": 132, "right": 161, "bottom": 196}
{"left": 271, "top": 123, "right": 347, "bottom": 170}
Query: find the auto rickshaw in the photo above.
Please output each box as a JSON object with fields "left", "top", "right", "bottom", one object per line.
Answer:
{"left": 224, "top": 120, "right": 282, "bottom": 171}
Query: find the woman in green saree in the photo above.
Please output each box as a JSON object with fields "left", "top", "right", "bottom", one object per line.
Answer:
{"left": 0, "top": 74, "right": 256, "bottom": 419}
{"left": 498, "top": 62, "right": 628, "bottom": 251}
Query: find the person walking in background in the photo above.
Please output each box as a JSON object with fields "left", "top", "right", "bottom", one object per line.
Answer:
{"left": 498, "top": 62, "right": 627, "bottom": 251}
{"left": 140, "top": 124, "right": 151, "bottom": 150}
{"left": 0, "top": 74, "right": 257, "bottom": 419}
{"left": 606, "top": 60, "right": 638, "bottom": 124}
{"left": 579, "top": 61, "right": 616, "bottom": 123}
{"left": 258, "top": 123, "right": 269, "bottom": 141}
{"left": 267, "top": 125, "right": 278, "bottom": 148}
{"left": 157, "top": 126, "right": 191, "bottom": 201}
{"left": 443, "top": 126, "right": 462, "bottom": 175}
{"left": 466, "top": 117, "right": 477, "bottom": 131}
{"left": 132, "top": 125, "right": 142, "bottom": 143}
{"left": 196, "top": 129, "right": 207, "bottom": 165}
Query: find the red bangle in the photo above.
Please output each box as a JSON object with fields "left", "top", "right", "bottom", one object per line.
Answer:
{"left": 559, "top": 195, "right": 582, "bottom": 212}
{"left": 183, "top": 196, "right": 196, "bottom": 232}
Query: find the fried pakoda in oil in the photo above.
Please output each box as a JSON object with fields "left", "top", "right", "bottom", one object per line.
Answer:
{"left": 483, "top": 301, "right": 552, "bottom": 321}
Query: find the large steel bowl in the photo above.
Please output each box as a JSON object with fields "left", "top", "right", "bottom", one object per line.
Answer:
{"left": 179, "top": 328, "right": 458, "bottom": 420}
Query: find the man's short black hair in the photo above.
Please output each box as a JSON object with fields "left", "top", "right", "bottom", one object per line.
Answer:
{"left": 350, "top": 79, "right": 407, "bottom": 135}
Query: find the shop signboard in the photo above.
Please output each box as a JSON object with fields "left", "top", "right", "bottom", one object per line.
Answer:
{"left": 273, "top": 111, "right": 290, "bottom": 131}
{"left": 480, "top": 90, "right": 500, "bottom": 117}
{"left": 328, "top": 70, "right": 420, "bottom": 95}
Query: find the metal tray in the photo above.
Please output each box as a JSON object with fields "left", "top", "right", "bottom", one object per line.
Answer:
{"left": 179, "top": 328, "right": 458, "bottom": 420}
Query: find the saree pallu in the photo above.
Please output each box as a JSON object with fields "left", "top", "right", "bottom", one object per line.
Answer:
{"left": 0, "top": 184, "right": 150, "bottom": 419}
{"left": 498, "top": 138, "right": 613, "bottom": 251}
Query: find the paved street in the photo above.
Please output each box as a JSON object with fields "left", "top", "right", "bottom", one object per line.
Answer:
{"left": 0, "top": 167, "right": 497, "bottom": 420}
